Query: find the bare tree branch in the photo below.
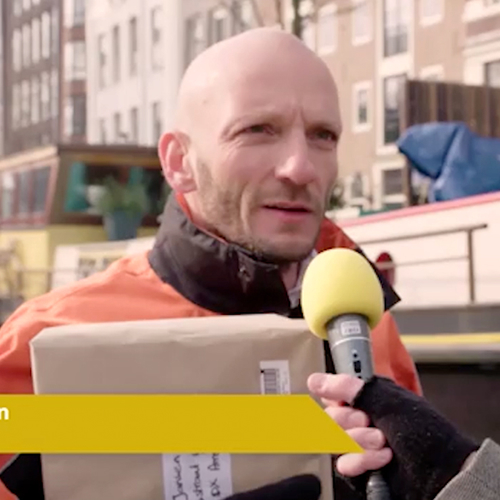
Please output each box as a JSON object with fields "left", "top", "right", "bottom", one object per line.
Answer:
{"left": 292, "top": 0, "right": 302, "bottom": 38}
{"left": 302, "top": 1, "right": 357, "bottom": 23}
{"left": 274, "top": 0, "right": 285, "bottom": 29}
{"left": 218, "top": 0, "right": 264, "bottom": 30}
{"left": 220, "top": 0, "right": 357, "bottom": 41}
{"left": 249, "top": 0, "right": 264, "bottom": 27}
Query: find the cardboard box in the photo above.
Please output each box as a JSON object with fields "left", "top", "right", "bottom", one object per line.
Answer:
{"left": 30, "top": 314, "right": 333, "bottom": 500}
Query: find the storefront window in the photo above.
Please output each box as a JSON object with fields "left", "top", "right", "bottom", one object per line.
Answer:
{"left": 64, "top": 162, "right": 168, "bottom": 217}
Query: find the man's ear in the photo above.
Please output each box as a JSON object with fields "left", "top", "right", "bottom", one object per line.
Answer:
{"left": 158, "top": 132, "right": 196, "bottom": 193}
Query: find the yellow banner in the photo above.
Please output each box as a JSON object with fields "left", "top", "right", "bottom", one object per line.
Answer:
{"left": 402, "top": 333, "right": 500, "bottom": 344}
{"left": 0, "top": 395, "right": 361, "bottom": 454}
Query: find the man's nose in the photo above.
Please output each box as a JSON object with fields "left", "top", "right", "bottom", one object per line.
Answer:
{"left": 275, "top": 133, "right": 316, "bottom": 186}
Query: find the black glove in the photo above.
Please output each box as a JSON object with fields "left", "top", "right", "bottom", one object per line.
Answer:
{"left": 348, "top": 376, "right": 480, "bottom": 500}
{"left": 0, "top": 453, "right": 45, "bottom": 499}
{"left": 225, "top": 474, "right": 321, "bottom": 500}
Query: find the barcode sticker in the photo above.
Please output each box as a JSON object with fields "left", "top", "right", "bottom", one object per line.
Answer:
{"left": 259, "top": 360, "right": 291, "bottom": 394}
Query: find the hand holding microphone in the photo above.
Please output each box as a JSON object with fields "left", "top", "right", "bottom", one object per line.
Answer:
{"left": 307, "top": 373, "right": 480, "bottom": 500}
{"left": 300, "top": 248, "right": 479, "bottom": 500}
{"left": 300, "top": 248, "right": 392, "bottom": 500}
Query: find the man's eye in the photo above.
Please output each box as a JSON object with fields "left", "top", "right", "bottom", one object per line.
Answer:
{"left": 313, "top": 128, "right": 338, "bottom": 142}
{"left": 245, "top": 124, "right": 272, "bottom": 134}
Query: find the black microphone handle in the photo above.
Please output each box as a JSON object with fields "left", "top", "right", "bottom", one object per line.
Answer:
{"left": 325, "top": 314, "right": 391, "bottom": 500}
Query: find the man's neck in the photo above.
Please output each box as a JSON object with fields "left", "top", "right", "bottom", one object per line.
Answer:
{"left": 282, "top": 251, "right": 317, "bottom": 309}
{"left": 281, "top": 263, "right": 301, "bottom": 291}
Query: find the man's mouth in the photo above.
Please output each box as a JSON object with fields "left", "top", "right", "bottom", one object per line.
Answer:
{"left": 263, "top": 203, "right": 313, "bottom": 213}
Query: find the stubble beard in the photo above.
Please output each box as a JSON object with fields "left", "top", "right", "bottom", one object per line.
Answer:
{"left": 195, "top": 161, "right": 325, "bottom": 265}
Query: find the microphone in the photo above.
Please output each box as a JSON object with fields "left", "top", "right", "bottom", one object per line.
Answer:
{"left": 300, "top": 248, "right": 391, "bottom": 500}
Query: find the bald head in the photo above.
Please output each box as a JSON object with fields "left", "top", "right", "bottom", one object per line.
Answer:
{"left": 159, "top": 27, "right": 341, "bottom": 268}
{"left": 174, "top": 28, "right": 339, "bottom": 134}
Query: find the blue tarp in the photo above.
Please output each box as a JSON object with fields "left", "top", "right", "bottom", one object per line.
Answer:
{"left": 397, "top": 122, "right": 500, "bottom": 202}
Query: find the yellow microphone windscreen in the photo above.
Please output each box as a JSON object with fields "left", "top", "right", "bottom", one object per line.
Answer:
{"left": 300, "top": 248, "right": 385, "bottom": 340}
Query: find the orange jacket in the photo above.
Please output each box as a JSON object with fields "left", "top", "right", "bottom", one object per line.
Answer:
{"left": 0, "top": 197, "right": 421, "bottom": 499}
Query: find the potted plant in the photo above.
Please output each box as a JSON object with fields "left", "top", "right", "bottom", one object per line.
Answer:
{"left": 155, "top": 181, "right": 172, "bottom": 223}
{"left": 95, "top": 176, "right": 150, "bottom": 241}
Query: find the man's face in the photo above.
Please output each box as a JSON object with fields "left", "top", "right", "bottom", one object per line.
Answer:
{"left": 177, "top": 55, "right": 341, "bottom": 264}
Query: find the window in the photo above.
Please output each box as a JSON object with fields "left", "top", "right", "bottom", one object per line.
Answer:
{"left": 298, "top": 0, "right": 315, "bottom": 50}
{"left": 0, "top": 167, "right": 52, "bottom": 223}
{"left": 129, "top": 17, "right": 138, "bottom": 76}
{"left": 41, "top": 12, "right": 51, "bottom": 59}
{"left": 485, "top": 60, "right": 500, "bottom": 87}
{"left": 32, "top": 19, "right": 40, "bottom": 64}
{"left": 17, "top": 171, "right": 30, "bottom": 215}
{"left": 63, "top": 163, "right": 163, "bottom": 220}
{"left": 12, "top": 30, "right": 22, "bottom": 72}
{"left": 12, "top": 85, "right": 21, "bottom": 129}
{"left": 14, "top": 0, "right": 22, "bottom": 16}
{"left": 382, "top": 168, "right": 404, "bottom": 196}
{"left": 232, "top": 0, "right": 254, "bottom": 33}
{"left": 350, "top": 173, "right": 366, "bottom": 199}
{"left": 31, "top": 77, "right": 40, "bottom": 124}
{"left": 65, "top": 41, "right": 86, "bottom": 81}
{"left": 114, "top": 112, "right": 122, "bottom": 141}
{"left": 0, "top": 173, "right": 15, "bottom": 219}
{"left": 383, "top": 74, "right": 405, "bottom": 144}
{"left": 74, "top": 0, "right": 85, "bottom": 25}
{"left": 51, "top": 7, "right": 59, "bottom": 55}
{"left": 208, "top": 7, "right": 229, "bottom": 45}
{"left": 383, "top": 0, "right": 410, "bottom": 57}
{"left": 142, "top": 169, "right": 169, "bottom": 217}
{"left": 352, "top": 0, "right": 372, "bottom": 45}
{"left": 353, "top": 82, "right": 371, "bottom": 131}
{"left": 357, "top": 90, "right": 368, "bottom": 124}
{"left": 318, "top": 4, "right": 337, "bottom": 54}
{"left": 41, "top": 71, "right": 50, "bottom": 120}
{"left": 98, "top": 34, "right": 107, "bottom": 88}
{"left": 420, "top": 0, "right": 443, "bottom": 25}
{"left": 112, "top": 25, "right": 121, "bottom": 82}
{"left": 23, "top": 0, "right": 30, "bottom": 11}
{"left": 240, "top": 0, "right": 254, "bottom": 29}
{"left": 33, "top": 167, "right": 51, "bottom": 213}
{"left": 23, "top": 24, "right": 31, "bottom": 68}
{"left": 151, "top": 7, "right": 163, "bottom": 70}
{"left": 130, "top": 107, "right": 138, "bottom": 143}
{"left": 33, "top": 0, "right": 40, "bottom": 4}
{"left": 73, "top": 95, "right": 86, "bottom": 135}
{"left": 64, "top": 95, "right": 86, "bottom": 136}
{"left": 152, "top": 102, "right": 162, "bottom": 143}
{"left": 51, "top": 70, "right": 58, "bottom": 118}
{"left": 185, "top": 14, "right": 205, "bottom": 66}
{"left": 21, "top": 80, "right": 30, "bottom": 127}
{"left": 99, "top": 119, "right": 107, "bottom": 143}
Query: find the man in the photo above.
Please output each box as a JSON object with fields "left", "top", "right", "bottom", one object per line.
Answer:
{"left": 0, "top": 28, "right": 420, "bottom": 499}
{"left": 307, "top": 372, "right": 498, "bottom": 500}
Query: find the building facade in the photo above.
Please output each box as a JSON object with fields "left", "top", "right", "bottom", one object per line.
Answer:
{"left": 85, "top": 0, "right": 259, "bottom": 147}
{"left": 2, "top": 0, "right": 61, "bottom": 155}
{"left": 0, "top": 2, "right": 4, "bottom": 157}
{"left": 463, "top": 0, "right": 500, "bottom": 87}
{"left": 86, "top": 0, "right": 170, "bottom": 146}
{"left": 282, "top": 0, "right": 500, "bottom": 211}
{"left": 85, "top": 0, "right": 500, "bottom": 208}
{"left": 1, "top": 0, "right": 87, "bottom": 157}
{"left": 276, "top": 0, "right": 467, "bottom": 211}
{"left": 62, "top": 0, "right": 87, "bottom": 144}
